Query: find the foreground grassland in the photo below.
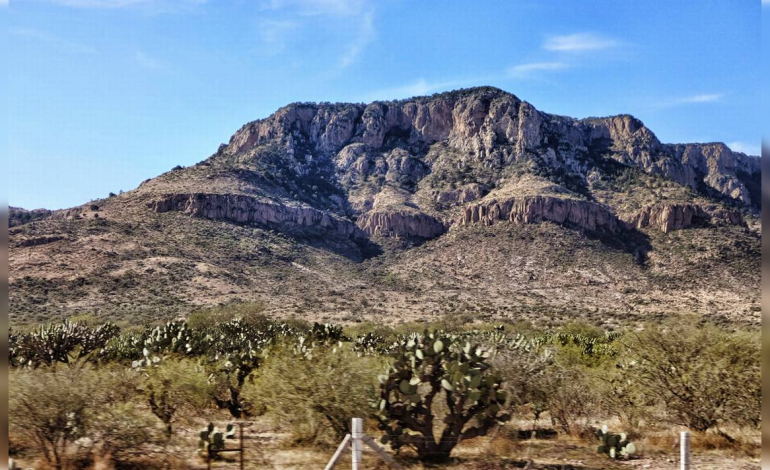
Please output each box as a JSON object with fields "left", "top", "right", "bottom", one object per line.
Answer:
{"left": 8, "top": 309, "right": 760, "bottom": 469}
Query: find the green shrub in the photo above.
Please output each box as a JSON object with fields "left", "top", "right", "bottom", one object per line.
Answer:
{"left": 243, "top": 344, "right": 381, "bottom": 447}
{"left": 627, "top": 320, "right": 761, "bottom": 433}
{"left": 10, "top": 366, "right": 96, "bottom": 469}
{"left": 141, "top": 358, "right": 214, "bottom": 438}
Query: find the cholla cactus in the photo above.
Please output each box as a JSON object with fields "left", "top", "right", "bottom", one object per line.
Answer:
{"left": 377, "top": 330, "right": 509, "bottom": 462}
{"left": 596, "top": 426, "right": 636, "bottom": 459}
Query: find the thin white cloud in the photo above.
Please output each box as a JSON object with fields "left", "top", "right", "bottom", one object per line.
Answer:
{"left": 763, "top": 0, "right": 769, "bottom": 6}
{"left": 507, "top": 61, "right": 569, "bottom": 78}
{"left": 261, "top": 0, "right": 366, "bottom": 17}
{"left": 0, "top": 0, "right": 8, "bottom": 6}
{"left": 258, "top": 0, "right": 376, "bottom": 69}
{"left": 258, "top": 19, "right": 299, "bottom": 56}
{"left": 48, "top": 0, "right": 208, "bottom": 10}
{"left": 728, "top": 141, "right": 760, "bottom": 156}
{"left": 677, "top": 93, "right": 724, "bottom": 104}
{"left": 544, "top": 33, "right": 619, "bottom": 52}
{"left": 135, "top": 50, "right": 163, "bottom": 70}
{"left": 339, "top": 10, "right": 374, "bottom": 68}
{"left": 10, "top": 27, "right": 98, "bottom": 54}
{"left": 50, "top": 0, "right": 152, "bottom": 7}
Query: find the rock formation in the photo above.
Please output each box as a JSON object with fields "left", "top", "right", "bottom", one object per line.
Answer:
{"left": 148, "top": 193, "right": 366, "bottom": 239}
{"left": 625, "top": 203, "right": 746, "bottom": 233}
{"left": 356, "top": 210, "right": 446, "bottom": 239}
{"left": 456, "top": 196, "right": 623, "bottom": 234}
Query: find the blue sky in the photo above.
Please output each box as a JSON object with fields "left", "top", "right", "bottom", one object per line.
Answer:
{"left": 4, "top": 0, "right": 765, "bottom": 209}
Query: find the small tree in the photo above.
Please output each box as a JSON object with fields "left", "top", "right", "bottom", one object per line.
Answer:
{"left": 142, "top": 359, "right": 213, "bottom": 438}
{"left": 243, "top": 343, "right": 380, "bottom": 446}
{"left": 9, "top": 367, "right": 95, "bottom": 470}
{"left": 377, "top": 331, "right": 509, "bottom": 462}
{"left": 628, "top": 321, "right": 760, "bottom": 434}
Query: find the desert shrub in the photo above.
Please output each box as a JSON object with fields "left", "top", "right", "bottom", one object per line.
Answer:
{"left": 186, "top": 300, "right": 268, "bottom": 330}
{"left": 491, "top": 344, "right": 553, "bottom": 430}
{"left": 542, "top": 366, "right": 599, "bottom": 436}
{"left": 141, "top": 358, "right": 214, "bottom": 438}
{"left": 10, "top": 366, "right": 99, "bottom": 469}
{"left": 243, "top": 344, "right": 381, "bottom": 447}
{"left": 627, "top": 321, "right": 760, "bottom": 433}
{"left": 96, "top": 402, "right": 162, "bottom": 465}
{"left": 9, "top": 365, "right": 152, "bottom": 469}
{"left": 377, "top": 330, "right": 509, "bottom": 462}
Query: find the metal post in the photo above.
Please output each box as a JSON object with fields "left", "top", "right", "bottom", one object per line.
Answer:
{"left": 680, "top": 431, "right": 690, "bottom": 470}
{"left": 352, "top": 418, "right": 363, "bottom": 470}
{"left": 240, "top": 423, "right": 244, "bottom": 470}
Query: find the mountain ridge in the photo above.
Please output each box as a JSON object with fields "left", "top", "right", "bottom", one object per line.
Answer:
{"left": 9, "top": 86, "right": 761, "bottom": 326}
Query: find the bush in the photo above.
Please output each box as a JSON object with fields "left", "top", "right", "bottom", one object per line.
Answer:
{"left": 627, "top": 321, "right": 760, "bottom": 433}
{"left": 10, "top": 366, "right": 99, "bottom": 469}
{"left": 141, "top": 358, "right": 214, "bottom": 438}
{"left": 243, "top": 344, "right": 381, "bottom": 447}
{"left": 9, "top": 365, "right": 153, "bottom": 470}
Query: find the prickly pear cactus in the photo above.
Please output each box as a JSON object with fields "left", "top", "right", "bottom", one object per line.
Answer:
{"left": 596, "top": 425, "right": 636, "bottom": 459}
{"left": 377, "top": 330, "right": 510, "bottom": 462}
{"left": 199, "top": 422, "right": 237, "bottom": 458}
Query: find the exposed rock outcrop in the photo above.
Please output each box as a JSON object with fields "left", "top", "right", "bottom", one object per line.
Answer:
{"left": 625, "top": 203, "right": 746, "bottom": 233}
{"left": 356, "top": 210, "right": 446, "bottom": 239}
{"left": 456, "top": 196, "right": 623, "bottom": 234}
{"left": 147, "top": 193, "right": 365, "bottom": 239}
{"left": 222, "top": 88, "right": 759, "bottom": 209}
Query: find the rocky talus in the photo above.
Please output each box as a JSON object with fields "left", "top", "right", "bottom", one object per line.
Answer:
{"left": 455, "top": 196, "right": 623, "bottom": 234}
{"left": 147, "top": 193, "right": 365, "bottom": 239}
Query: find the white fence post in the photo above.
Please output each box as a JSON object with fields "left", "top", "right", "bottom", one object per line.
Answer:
{"left": 680, "top": 431, "right": 690, "bottom": 470}
{"left": 352, "top": 417, "right": 363, "bottom": 470}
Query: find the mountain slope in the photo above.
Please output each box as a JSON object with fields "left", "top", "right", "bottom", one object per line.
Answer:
{"left": 9, "top": 87, "right": 761, "bottom": 326}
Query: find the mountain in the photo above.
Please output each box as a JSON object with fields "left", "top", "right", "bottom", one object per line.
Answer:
{"left": 9, "top": 87, "right": 761, "bottom": 326}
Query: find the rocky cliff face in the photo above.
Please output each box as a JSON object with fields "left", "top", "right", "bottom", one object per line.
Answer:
{"left": 356, "top": 210, "right": 446, "bottom": 239}
{"left": 147, "top": 193, "right": 365, "bottom": 239}
{"left": 625, "top": 203, "right": 746, "bottom": 233}
{"left": 456, "top": 196, "right": 623, "bottom": 234}
{"left": 143, "top": 87, "right": 758, "bottom": 241}
{"left": 222, "top": 88, "right": 759, "bottom": 210}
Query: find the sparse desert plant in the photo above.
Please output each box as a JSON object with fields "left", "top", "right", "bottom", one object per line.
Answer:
{"left": 542, "top": 366, "right": 598, "bottom": 436}
{"left": 9, "top": 365, "right": 146, "bottom": 469}
{"left": 627, "top": 321, "right": 761, "bottom": 434}
{"left": 141, "top": 358, "right": 214, "bottom": 438}
{"left": 376, "top": 330, "right": 509, "bottom": 462}
{"left": 243, "top": 343, "right": 381, "bottom": 446}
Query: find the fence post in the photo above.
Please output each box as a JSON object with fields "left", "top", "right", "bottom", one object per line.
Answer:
{"left": 680, "top": 431, "right": 690, "bottom": 470}
{"left": 352, "top": 418, "right": 363, "bottom": 470}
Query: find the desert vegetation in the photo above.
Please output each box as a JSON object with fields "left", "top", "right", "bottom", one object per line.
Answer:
{"left": 8, "top": 310, "right": 760, "bottom": 469}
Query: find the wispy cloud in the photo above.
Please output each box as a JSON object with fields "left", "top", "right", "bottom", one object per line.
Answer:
{"left": 676, "top": 93, "right": 724, "bottom": 104}
{"left": 258, "top": 19, "right": 299, "bottom": 56}
{"left": 544, "top": 33, "right": 619, "bottom": 52}
{"left": 651, "top": 92, "right": 726, "bottom": 109}
{"left": 258, "top": 0, "right": 376, "bottom": 69}
{"left": 135, "top": 50, "right": 163, "bottom": 70}
{"left": 261, "top": 0, "right": 367, "bottom": 17}
{"left": 47, "top": 0, "right": 208, "bottom": 11}
{"left": 339, "top": 10, "right": 375, "bottom": 68}
{"left": 0, "top": 0, "right": 8, "bottom": 6}
{"left": 763, "top": 0, "right": 769, "bottom": 6}
{"left": 10, "top": 27, "right": 98, "bottom": 54}
{"left": 507, "top": 61, "right": 569, "bottom": 78}
{"left": 728, "top": 141, "right": 760, "bottom": 156}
